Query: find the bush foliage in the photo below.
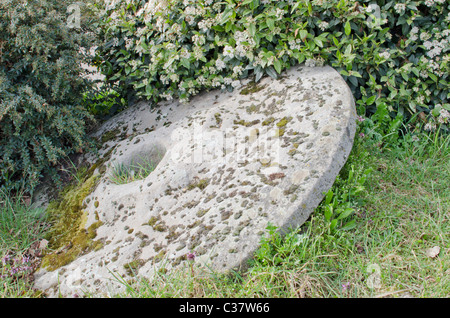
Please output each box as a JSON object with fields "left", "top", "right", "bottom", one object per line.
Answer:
{"left": 2, "top": 0, "right": 449, "bottom": 193}
{"left": 96, "top": 0, "right": 449, "bottom": 128}
{"left": 0, "top": 0, "right": 97, "bottom": 193}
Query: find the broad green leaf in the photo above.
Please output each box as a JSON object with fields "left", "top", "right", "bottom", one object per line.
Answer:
{"left": 296, "top": 53, "right": 305, "bottom": 64}
{"left": 428, "top": 72, "right": 437, "bottom": 82}
{"left": 265, "top": 66, "right": 278, "bottom": 79}
{"left": 325, "top": 189, "right": 333, "bottom": 205}
{"left": 145, "top": 83, "right": 152, "bottom": 95}
{"left": 267, "top": 18, "right": 275, "bottom": 31}
{"left": 337, "top": 208, "right": 354, "bottom": 220}
{"left": 330, "top": 219, "right": 338, "bottom": 230}
{"left": 180, "top": 58, "right": 190, "bottom": 69}
{"left": 248, "top": 23, "right": 256, "bottom": 37}
{"left": 366, "top": 95, "right": 376, "bottom": 105}
{"left": 299, "top": 29, "right": 308, "bottom": 40}
{"left": 255, "top": 66, "right": 264, "bottom": 82}
{"left": 341, "top": 219, "right": 356, "bottom": 231}
{"left": 324, "top": 205, "right": 333, "bottom": 222}
{"left": 273, "top": 59, "right": 282, "bottom": 74}
{"left": 344, "top": 44, "right": 352, "bottom": 55}
{"left": 314, "top": 37, "right": 323, "bottom": 48}
{"left": 333, "top": 36, "right": 340, "bottom": 47}
{"left": 345, "top": 21, "right": 351, "bottom": 36}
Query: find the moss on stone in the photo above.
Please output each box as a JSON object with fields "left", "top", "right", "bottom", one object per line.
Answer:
{"left": 40, "top": 174, "right": 103, "bottom": 271}
{"left": 100, "top": 128, "right": 121, "bottom": 143}
{"left": 233, "top": 119, "right": 260, "bottom": 127}
{"left": 262, "top": 117, "right": 275, "bottom": 126}
{"left": 187, "top": 178, "right": 209, "bottom": 191}
{"left": 214, "top": 113, "right": 222, "bottom": 126}
{"left": 275, "top": 128, "right": 285, "bottom": 137}
{"left": 147, "top": 216, "right": 159, "bottom": 227}
{"left": 246, "top": 104, "right": 260, "bottom": 114}
{"left": 123, "top": 259, "right": 145, "bottom": 276}
{"left": 154, "top": 224, "right": 167, "bottom": 232}
{"left": 240, "top": 82, "right": 267, "bottom": 95}
{"left": 276, "top": 116, "right": 293, "bottom": 128}
{"left": 196, "top": 208, "right": 210, "bottom": 218}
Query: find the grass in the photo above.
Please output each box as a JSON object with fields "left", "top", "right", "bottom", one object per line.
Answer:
{"left": 108, "top": 154, "right": 163, "bottom": 185}
{"left": 0, "top": 190, "right": 49, "bottom": 297}
{"left": 0, "top": 191, "right": 48, "bottom": 254}
{"left": 1, "top": 124, "right": 449, "bottom": 298}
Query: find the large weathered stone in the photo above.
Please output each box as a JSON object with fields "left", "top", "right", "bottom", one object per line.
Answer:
{"left": 33, "top": 64, "right": 356, "bottom": 297}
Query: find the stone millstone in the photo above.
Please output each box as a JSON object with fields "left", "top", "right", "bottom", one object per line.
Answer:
{"left": 33, "top": 65, "right": 356, "bottom": 297}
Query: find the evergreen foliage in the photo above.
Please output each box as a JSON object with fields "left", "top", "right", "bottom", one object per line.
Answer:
{"left": 0, "top": 0, "right": 97, "bottom": 194}
{"left": 95, "top": 0, "right": 449, "bottom": 129}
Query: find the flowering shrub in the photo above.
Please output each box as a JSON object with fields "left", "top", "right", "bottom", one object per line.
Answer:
{"left": 0, "top": 0, "right": 97, "bottom": 194}
{"left": 96, "top": 0, "right": 449, "bottom": 132}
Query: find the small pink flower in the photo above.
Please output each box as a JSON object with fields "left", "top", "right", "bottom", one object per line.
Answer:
{"left": 357, "top": 115, "right": 365, "bottom": 122}
{"left": 186, "top": 252, "right": 196, "bottom": 261}
{"left": 359, "top": 132, "right": 365, "bottom": 138}
{"left": 342, "top": 282, "right": 350, "bottom": 291}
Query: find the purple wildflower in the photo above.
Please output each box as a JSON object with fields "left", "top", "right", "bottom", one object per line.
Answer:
{"left": 186, "top": 252, "right": 196, "bottom": 261}
{"left": 2, "top": 255, "right": 10, "bottom": 265}
{"left": 342, "top": 282, "right": 350, "bottom": 291}
{"left": 22, "top": 255, "right": 30, "bottom": 264}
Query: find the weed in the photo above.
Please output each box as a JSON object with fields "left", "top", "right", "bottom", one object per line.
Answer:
{"left": 108, "top": 154, "right": 163, "bottom": 185}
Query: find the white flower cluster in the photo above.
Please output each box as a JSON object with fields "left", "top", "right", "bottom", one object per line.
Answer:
{"left": 423, "top": 39, "right": 448, "bottom": 59}
{"left": 198, "top": 18, "right": 214, "bottom": 33}
{"left": 233, "top": 65, "right": 244, "bottom": 77}
{"left": 425, "top": 0, "right": 446, "bottom": 6}
{"left": 424, "top": 121, "right": 436, "bottom": 131}
{"left": 142, "top": 0, "right": 168, "bottom": 19}
{"left": 305, "top": 59, "right": 315, "bottom": 67}
{"left": 304, "top": 57, "right": 324, "bottom": 68}
{"left": 394, "top": 3, "right": 406, "bottom": 14}
{"left": 275, "top": 8, "right": 285, "bottom": 20}
{"left": 288, "top": 38, "right": 302, "bottom": 51}
{"left": 423, "top": 107, "right": 449, "bottom": 130}
{"left": 318, "top": 21, "right": 329, "bottom": 31}
{"left": 233, "top": 30, "right": 256, "bottom": 59}
{"left": 438, "top": 108, "right": 450, "bottom": 124}
{"left": 223, "top": 45, "right": 235, "bottom": 58}
{"left": 215, "top": 58, "right": 226, "bottom": 71}
{"left": 379, "top": 51, "right": 391, "bottom": 60}
{"left": 409, "top": 26, "right": 419, "bottom": 41}
{"left": 192, "top": 34, "right": 205, "bottom": 46}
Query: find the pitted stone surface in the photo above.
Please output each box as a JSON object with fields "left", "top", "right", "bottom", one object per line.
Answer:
{"left": 33, "top": 65, "right": 356, "bottom": 297}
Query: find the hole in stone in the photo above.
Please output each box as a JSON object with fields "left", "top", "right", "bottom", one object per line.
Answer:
{"left": 109, "top": 144, "right": 166, "bottom": 184}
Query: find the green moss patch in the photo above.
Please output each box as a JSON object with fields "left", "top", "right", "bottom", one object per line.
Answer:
{"left": 187, "top": 178, "right": 210, "bottom": 191}
{"left": 276, "top": 116, "right": 293, "bottom": 128}
{"left": 262, "top": 117, "right": 275, "bottom": 126}
{"left": 240, "top": 82, "right": 267, "bottom": 95}
{"left": 40, "top": 174, "right": 103, "bottom": 271}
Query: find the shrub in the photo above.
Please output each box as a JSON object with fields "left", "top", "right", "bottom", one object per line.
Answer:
{"left": 95, "top": 0, "right": 449, "bottom": 132}
{"left": 0, "top": 0, "right": 98, "bottom": 194}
